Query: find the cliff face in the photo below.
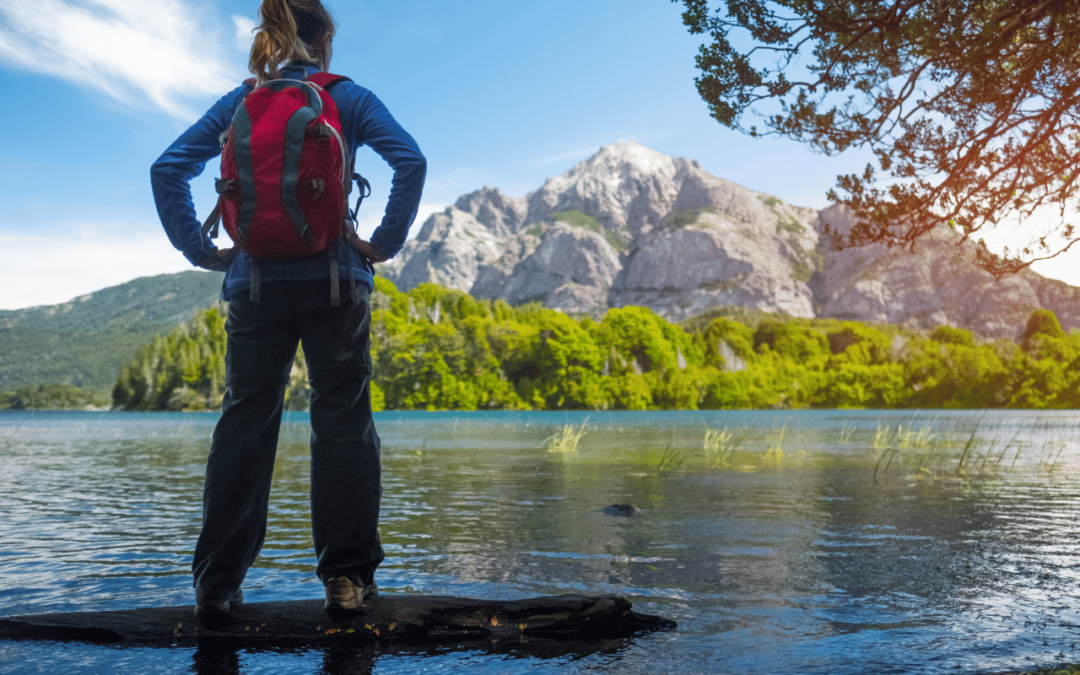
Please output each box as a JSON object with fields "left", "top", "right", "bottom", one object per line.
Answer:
{"left": 815, "top": 206, "right": 1080, "bottom": 338}
{"left": 383, "top": 143, "right": 1079, "bottom": 340}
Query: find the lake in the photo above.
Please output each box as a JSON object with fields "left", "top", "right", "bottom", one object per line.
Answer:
{"left": 2, "top": 409, "right": 1080, "bottom": 674}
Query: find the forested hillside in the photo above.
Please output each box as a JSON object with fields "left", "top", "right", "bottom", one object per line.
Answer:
{"left": 0, "top": 271, "right": 222, "bottom": 394}
{"left": 111, "top": 278, "right": 1080, "bottom": 412}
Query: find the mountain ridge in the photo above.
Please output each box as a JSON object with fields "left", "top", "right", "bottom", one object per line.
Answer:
{"left": 382, "top": 142, "right": 1080, "bottom": 340}
{"left": 5, "top": 143, "right": 1078, "bottom": 393}
{"left": 0, "top": 271, "right": 223, "bottom": 392}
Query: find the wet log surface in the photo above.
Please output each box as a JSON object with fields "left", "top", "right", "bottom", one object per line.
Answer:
{"left": 0, "top": 594, "right": 675, "bottom": 649}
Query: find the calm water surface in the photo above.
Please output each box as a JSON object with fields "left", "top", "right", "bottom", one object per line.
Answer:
{"left": 3, "top": 410, "right": 1080, "bottom": 674}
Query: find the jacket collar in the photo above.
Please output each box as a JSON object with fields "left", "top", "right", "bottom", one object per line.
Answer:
{"left": 283, "top": 60, "right": 322, "bottom": 77}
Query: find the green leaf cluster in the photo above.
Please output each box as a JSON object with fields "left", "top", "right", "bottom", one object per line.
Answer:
{"left": 674, "top": 0, "right": 1080, "bottom": 277}
{"left": 111, "top": 307, "right": 228, "bottom": 411}
{"left": 107, "top": 279, "right": 1080, "bottom": 412}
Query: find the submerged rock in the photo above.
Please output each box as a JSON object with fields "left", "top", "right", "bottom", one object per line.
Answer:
{"left": 602, "top": 504, "right": 643, "bottom": 517}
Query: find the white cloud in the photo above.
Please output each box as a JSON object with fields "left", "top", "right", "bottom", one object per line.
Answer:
{"left": 527, "top": 145, "right": 600, "bottom": 169}
{"left": 0, "top": 0, "right": 238, "bottom": 118}
{"left": 0, "top": 227, "right": 194, "bottom": 310}
{"left": 975, "top": 205, "right": 1080, "bottom": 287}
{"left": 353, "top": 202, "right": 448, "bottom": 241}
{"left": 1030, "top": 253, "right": 1080, "bottom": 288}
{"left": 413, "top": 202, "right": 449, "bottom": 229}
{"left": 526, "top": 137, "right": 650, "bottom": 169}
{"left": 232, "top": 14, "right": 255, "bottom": 54}
{"left": 0, "top": 202, "right": 450, "bottom": 310}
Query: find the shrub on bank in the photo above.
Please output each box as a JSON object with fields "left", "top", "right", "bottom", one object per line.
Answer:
{"left": 109, "top": 279, "right": 1080, "bottom": 412}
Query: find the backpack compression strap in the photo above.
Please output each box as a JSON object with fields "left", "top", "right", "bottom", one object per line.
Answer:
{"left": 309, "top": 72, "right": 364, "bottom": 307}
{"left": 307, "top": 72, "right": 362, "bottom": 224}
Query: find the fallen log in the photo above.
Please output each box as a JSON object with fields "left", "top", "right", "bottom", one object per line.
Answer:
{"left": 0, "top": 594, "right": 674, "bottom": 649}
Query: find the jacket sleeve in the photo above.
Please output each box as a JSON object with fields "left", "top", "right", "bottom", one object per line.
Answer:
{"left": 151, "top": 85, "right": 247, "bottom": 267}
{"left": 334, "top": 83, "right": 426, "bottom": 258}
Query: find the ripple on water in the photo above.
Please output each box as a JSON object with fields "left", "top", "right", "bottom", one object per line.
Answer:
{"left": 4, "top": 410, "right": 1080, "bottom": 674}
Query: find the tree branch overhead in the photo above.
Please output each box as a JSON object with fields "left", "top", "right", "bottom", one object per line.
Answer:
{"left": 674, "top": 0, "right": 1080, "bottom": 277}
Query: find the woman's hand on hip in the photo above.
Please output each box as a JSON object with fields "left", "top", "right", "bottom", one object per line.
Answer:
{"left": 347, "top": 235, "right": 389, "bottom": 264}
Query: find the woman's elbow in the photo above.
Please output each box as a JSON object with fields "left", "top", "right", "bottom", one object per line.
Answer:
{"left": 410, "top": 151, "right": 427, "bottom": 181}
{"left": 150, "top": 156, "right": 175, "bottom": 186}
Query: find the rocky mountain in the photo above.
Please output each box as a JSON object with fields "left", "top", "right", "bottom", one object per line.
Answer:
{"left": 383, "top": 143, "right": 1080, "bottom": 340}
{"left": 817, "top": 206, "right": 1080, "bottom": 339}
{"left": 0, "top": 271, "right": 223, "bottom": 392}
{"left": 386, "top": 143, "right": 821, "bottom": 321}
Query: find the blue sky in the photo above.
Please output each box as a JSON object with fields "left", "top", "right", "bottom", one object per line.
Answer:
{"left": 0, "top": 0, "right": 1075, "bottom": 309}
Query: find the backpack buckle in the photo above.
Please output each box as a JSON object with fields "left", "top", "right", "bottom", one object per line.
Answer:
{"left": 307, "top": 124, "right": 333, "bottom": 140}
{"left": 301, "top": 179, "right": 325, "bottom": 199}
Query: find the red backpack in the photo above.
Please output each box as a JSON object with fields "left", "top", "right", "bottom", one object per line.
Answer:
{"left": 202, "top": 71, "right": 369, "bottom": 304}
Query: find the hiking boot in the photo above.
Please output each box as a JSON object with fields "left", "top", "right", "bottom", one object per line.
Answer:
{"left": 323, "top": 576, "right": 377, "bottom": 612}
{"left": 195, "top": 587, "right": 243, "bottom": 618}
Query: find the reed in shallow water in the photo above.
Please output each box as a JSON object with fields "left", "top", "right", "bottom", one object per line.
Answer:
{"left": 872, "top": 426, "right": 1070, "bottom": 483}
{"left": 543, "top": 419, "right": 589, "bottom": 453}
{"left": 764, "top": 426, "right": 786, "bottom": 465}
{"left": 657, "top": 436, "right": 693, "bottom": 475}
{"left": 703, "top": 426, "right": 740, "bottom": 469}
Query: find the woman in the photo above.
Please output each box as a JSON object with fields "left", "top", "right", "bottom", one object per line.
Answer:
{"left": 151, "top": 0, "right": 425, "bottom": 617}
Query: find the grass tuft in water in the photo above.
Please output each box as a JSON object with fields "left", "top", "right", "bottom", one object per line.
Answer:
{"left": 544, "top": 419, "right": 588, "bottom": 453}
{"left": 763, "top": 426, "right": 786, "bottom": 465}
{"left": 870, "top": 424, "right": 1071, "bottom": 483}
{"left": 839, "top": 422, "right": 857, "bottom": 443}
{"left": 703, "top": 427, "right": 742, "bottom": 469}
{"left": 874, "top": 423, "right": 936, "bottom": 452}
{"left": 658, "top": 433, "right": 692, "bottom": 475}
{"left": 1035, "top": 439, "right": 1068, "bottom": 473}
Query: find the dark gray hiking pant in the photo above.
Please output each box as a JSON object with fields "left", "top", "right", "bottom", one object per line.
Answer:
{"left": 192, "top": 280, "right": 383, "bottom": 603}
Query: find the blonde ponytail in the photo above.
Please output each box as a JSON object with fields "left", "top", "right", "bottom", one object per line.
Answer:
{"left": 248, "top": 0, "right": 336, "bottom": 83}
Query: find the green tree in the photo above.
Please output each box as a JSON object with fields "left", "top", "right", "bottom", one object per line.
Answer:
{"left": 672, "top": 0, "right": 1080, "bottom": 275}
{"left": 112, "top": 307, "right": 230, "bottom": 411}
{"left": 371, "top": 280, "right": 526, "bottom": 410}
{"left": 900, "top": 334, "right": 1010, "bottom": 408}
{"left": 1020, "top": 309, "right": 1066, "bottom": 352}
{"left": 600, "top": 372, "right": 652, "bottom": 410}
{"left": 1, "top": 383, "right": 108, "bottom": 410}
{"left": 930, "top": 325, "right": 977, "bottom": 348}
{"left": 819, "top": 322, "right": 906, "bottom": 407}
{"left": 698, "top": 317, "right": 754, "bottom": 370}
{"left": 753, "top": 320, "right": 828, "bottom": 363}
{"left": 827, "top": 322, "right": 894, "bottom": 365}
{"left": 593, "top": 306, "right": 698, "bottom": 373}
{"left": 110, "top": 279, "right": 1080, "bottom": 413}
{"left": 653, "top": 366, "right": 707, "bottom": 409}
{"left": 1009, "top": 310, "right": 1078, "bottom": 407}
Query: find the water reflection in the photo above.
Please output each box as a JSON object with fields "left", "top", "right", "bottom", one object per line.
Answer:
{"left": 4, "top": 410, "right": 1080, "bottom": 674}
{"left": 187, "top": 637, "right": 637, "bottom": 675}
{"left": 191, "top": 640, "right": 241, "bottom": 675}
{"left": 317, "top": 643, "right": 376, "bottom": 675}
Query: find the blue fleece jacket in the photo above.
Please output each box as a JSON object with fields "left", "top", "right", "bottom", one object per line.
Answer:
{"left": 151, "top": 62, "right": 426, "bottom": 300}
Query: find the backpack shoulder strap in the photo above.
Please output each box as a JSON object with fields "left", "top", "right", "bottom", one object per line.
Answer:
{"left": 235, "top": 78, "right": 257, "bottom": 106}
{"left": 307, "top": 71, "right": 365, "bottom": 204}
{"left": 307, "top": 72, "right": 352, "bottom": 89}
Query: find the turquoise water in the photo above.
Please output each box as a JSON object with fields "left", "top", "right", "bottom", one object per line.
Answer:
{"left": 3, "top": 409, "right": 1080, "bottom": 673}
